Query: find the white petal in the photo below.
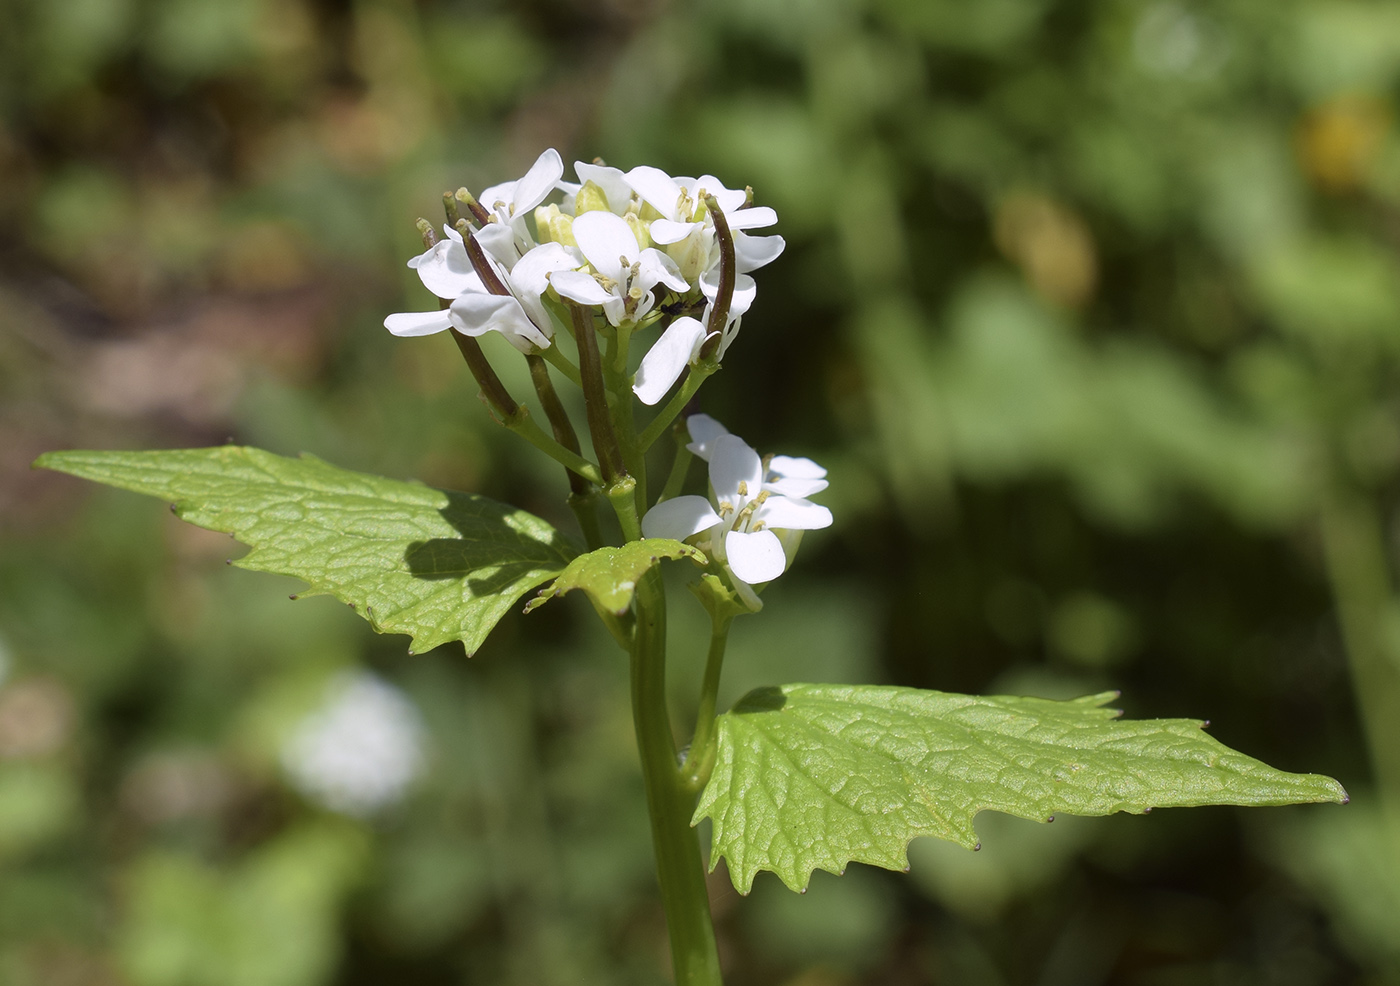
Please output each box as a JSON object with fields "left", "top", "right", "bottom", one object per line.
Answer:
{"left": 624, "top": 165, "right": 686, "bottom": 220}
{"left": 764, "top": 476, "right": 829, "bottom": 498}
{"left": 753, "top": 496, "right": 833, "bottom": 531}
{"left": 384, "top": 309, "right": 452, "bottom": 337}
{"left": 509, "top": 242, "right": 577, "bottom": 331}
{"left": 727, "top": 205, "right": 778, "bottom": 230}
{"left": 574, "top": 162, "right": 634, "bottom": 214}
{"left": 685, "top": 414, "right": 729, "bottom": 460}
{"left": 724, "top": 529, "right": 786, "bottom": 583}
{"left": 768, "top": 455, "right": 827, "bottom": 480}
{"left": 734, "top": 232, "right": 785, "bottom": 273}
{"left": 479, "top": 180, "right": 515, "bottom": 213}
{"left": 633, "top": 317, "right": 707, "bottom": 405}
{"left": 700, "top": 271, "right": 756, "bottom": 321}
{"left": 475, "top": 223, "right": 520, "bottom": 266}
{"left": 709, "top": 434, "right": 763, "bottom": 505}
{"left": 636, "top": 248, "right": 690, "bottom": 294}
{"left": 641, "top": 496, "right": 721, "bottom": 541}
{"left": 511, "top": 148, "right": 564, "bottom": 215}
{"left": 449, "top": 293, "right": 549, "bottom": 352}
{"left": 571, "top": 211, "right": 639, "bottom": 281}
{"left": 684, "top": 176, "right": 747, "bottom": 214}
{"left": 649, "top": 219, "right": 702, "bottom": 245}
{"left": 549, "top": 269, "right": 615, "bottom": 307}
{"left": 409, "top": 239, "right": 482, "bottom": 299}
{"left": 510, "top": 242, "right": 578, "bottom": 295}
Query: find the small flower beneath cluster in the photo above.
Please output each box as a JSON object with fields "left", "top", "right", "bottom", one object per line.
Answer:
{"left": 641, "top": 416, "right": 831, "bottom": 608}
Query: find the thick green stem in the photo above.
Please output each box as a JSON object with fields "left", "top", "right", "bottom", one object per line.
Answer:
{"left": 1317, "top": 487, "right": 1400, "bottom": 806}
{"left": 631, "top": 570, "right": 723, "bottom": 986}
{"left": 681, "top": 614, "right": 731, "bottom": 792}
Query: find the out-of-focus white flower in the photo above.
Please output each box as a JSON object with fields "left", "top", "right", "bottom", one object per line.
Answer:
{"left": 641, "top": 421, "right": 831, "bottom": 606}
{"left": 281, "top": 671, "right": 425, "bottom": 817}
{"left": 550, "top": 211, "right": 688, "bottom": 327}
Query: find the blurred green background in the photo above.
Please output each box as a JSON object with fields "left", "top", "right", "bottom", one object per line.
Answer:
{"left": 2, "top": 0, "right": 1399, "bottom": 982}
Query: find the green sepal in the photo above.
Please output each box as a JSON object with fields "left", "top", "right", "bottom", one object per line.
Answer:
{"left": 524, "top": 538, "right": 707, "bottom": 616}
{"left": 695, "top": 683, "right": 1349, "bottom": 894}
{"left": 35, "top": 447, "right": 578, "bottom": 656}
{"left": 688, "top": 573, "right": 751, "bottom": 623}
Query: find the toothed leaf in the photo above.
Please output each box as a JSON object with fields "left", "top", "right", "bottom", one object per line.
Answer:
{"left": 695, "top": 684, "right": 1348, "bottom": 893}
{"left": 35, "top": 447, "right": 578, "bottom": 655}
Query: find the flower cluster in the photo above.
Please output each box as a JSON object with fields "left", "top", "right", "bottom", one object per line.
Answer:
{"left": 642, "top": 415, "right": 831, "bottom": 609}
{"left": 384, "top": 149, "right": 785, "bottom": 405}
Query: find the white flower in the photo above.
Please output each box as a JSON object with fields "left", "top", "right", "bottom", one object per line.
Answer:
{"left": 281, "top": 671, "right": 425, "bottom": 817}
{"left": 549, "top": 211, "right": 689, "bottom": 327}
{"left": 623, "top": 166, "right": 785, "bottom": 282}
{"left": 641, "top": 425, "right": 831, "bottom": 601}
{"left": 384, "top": 226, "right": 578, "bottom": 353}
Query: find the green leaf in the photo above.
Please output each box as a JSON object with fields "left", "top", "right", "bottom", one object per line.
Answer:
{"left": 35, "top": 447, "right": 578, "bottom": 655}
{"left": 524, "top": 539, "right": 706, "bottom": 616}
{"left": 695, "top": 684, "right": 1348, "bottom": 893}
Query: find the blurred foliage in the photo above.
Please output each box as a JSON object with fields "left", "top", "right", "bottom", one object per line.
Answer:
{"left": 1, "top": 0, "right": 1398, "bottom": 983}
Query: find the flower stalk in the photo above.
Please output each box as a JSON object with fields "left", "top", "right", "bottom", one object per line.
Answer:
{"left": 631, "top": 569, "right": 724, "bottom": 986}
{"left": 570, "top": 301, "right": 628, "bottom": 485}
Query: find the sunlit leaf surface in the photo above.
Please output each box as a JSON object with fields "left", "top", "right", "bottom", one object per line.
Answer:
{"left": 697, "top": 684, "right": 1347, "bottom": 893}
{"left": 36, "top": 447, "right": 578, "bottom": 655}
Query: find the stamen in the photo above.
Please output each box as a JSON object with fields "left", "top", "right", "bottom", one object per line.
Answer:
{"left": 737, "top": 480, "right": 749, "bottom": 497}
{"left": 731, "top": 491, "right": 769, "bottom": 533}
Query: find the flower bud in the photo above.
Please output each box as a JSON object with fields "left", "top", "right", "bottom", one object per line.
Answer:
{"left": 534, "top": 204, "right": 577, "bottom": 246}
{"left": 574, "top": 180, "right": 612, "bottom": 215}
{"left": 625, "top": 211, "right": 651, "bottom": 250}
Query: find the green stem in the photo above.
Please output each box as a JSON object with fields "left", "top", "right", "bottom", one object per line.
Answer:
{"left": 570, "top": 303, "right": 627, "bottom": 485}
{"left": 526, "top": 352, "right": 589, "bottom": 491}
{"left": 631, "top": 570, "right": 723, "bottom": 986}
{"left": 639, "top": 362, "right": 718, "bottom": 452}
{"left": 506, "top": 410, "right": 605, "bottom": 487}
{"left": 568, "top": 490, "right": 605, "bottom": 549}
{"left": 658, "top": 441, "right": 694, "bottom": 504}
{"left": 604, "top": 329, "right": 647, "bottom": 508}
{"left": 539, "top": 342, "right": 583, "bottom": 389}
{"left": 1317, "top": 486, "right": 1400, "bottom": 805}
{"left": 608, "top": 476, "right": 643, "bottom": 544}
{"left": 681, "top": 614, "right": 732, "bottom": 792}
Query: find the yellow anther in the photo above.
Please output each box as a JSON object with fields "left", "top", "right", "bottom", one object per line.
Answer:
{"left": 737, "top": 480, "right": 749, "bottom": 497}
